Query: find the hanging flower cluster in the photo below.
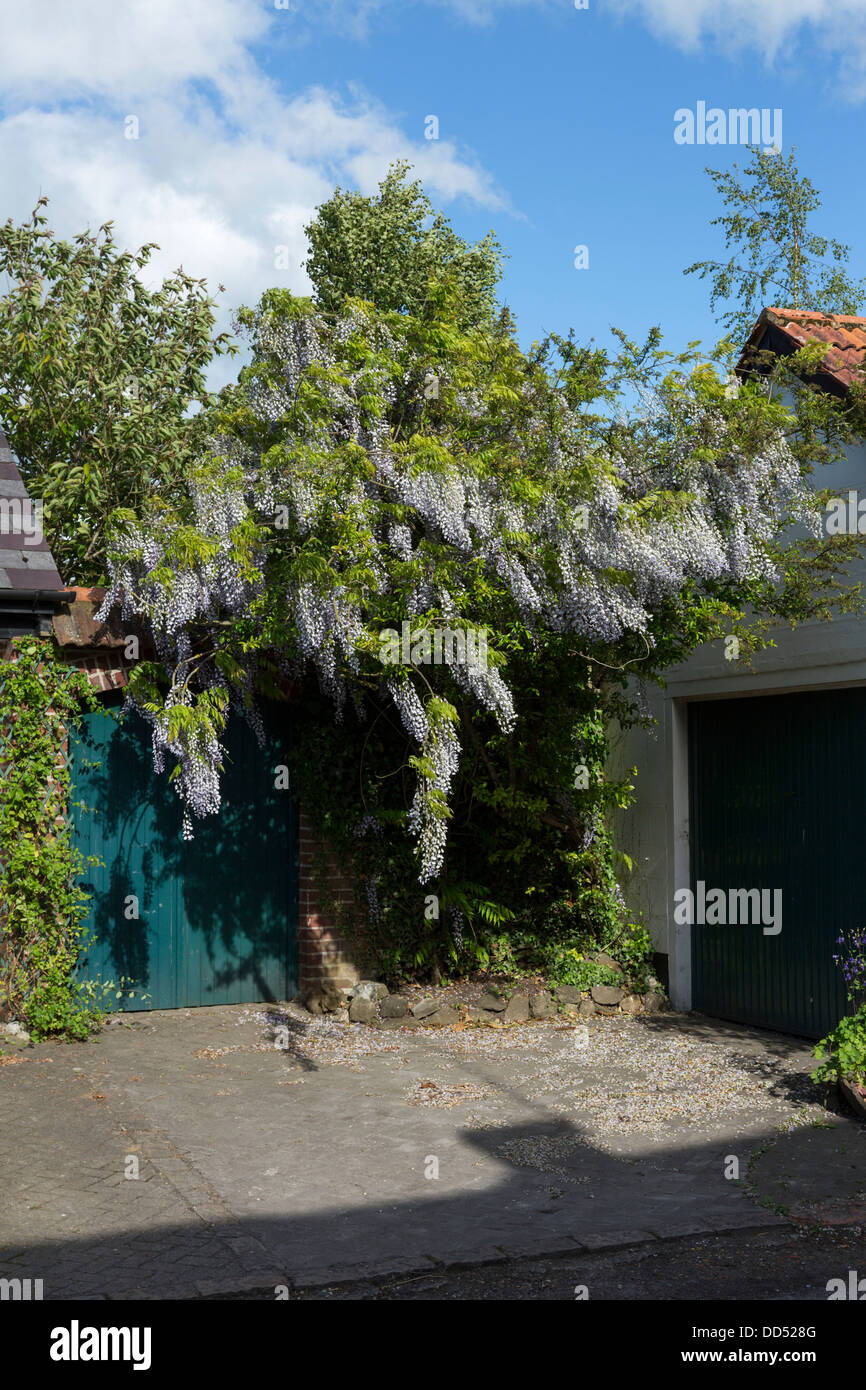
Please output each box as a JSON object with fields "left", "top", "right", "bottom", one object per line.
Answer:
{"left": 99, "top": 292, "right": 823, "bottom": 880}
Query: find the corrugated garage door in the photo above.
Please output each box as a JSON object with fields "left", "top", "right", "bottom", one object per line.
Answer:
{"left": 689, "top": 689, "right": 857, "bottom": 1039}
{"left": 70, "top": 697, "right": 298, "bottom": 1010}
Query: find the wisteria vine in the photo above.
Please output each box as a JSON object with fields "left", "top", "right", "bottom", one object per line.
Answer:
{"left": 99, "top": 293, "right": 826, "bottom": 879}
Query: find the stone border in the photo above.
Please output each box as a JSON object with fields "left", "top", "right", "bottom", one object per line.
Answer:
{"left": 300, "top": 972, "right": 670, "bottom": 1027}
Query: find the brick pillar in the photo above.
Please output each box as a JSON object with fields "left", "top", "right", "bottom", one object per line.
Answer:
{"left": 297, "top": 808, "right": 362, "bottom": 993}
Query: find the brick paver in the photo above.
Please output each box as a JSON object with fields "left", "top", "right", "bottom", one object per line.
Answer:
{"left": 1, "top": 1004, "right": 863, "bottom": 1300}
{"left": 0, "top": 1044, "right": 271, "bottom": 1298}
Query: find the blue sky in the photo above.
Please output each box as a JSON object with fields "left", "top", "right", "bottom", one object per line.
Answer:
{"left": 1, "top": 0, "right": 865, "bottom": 377}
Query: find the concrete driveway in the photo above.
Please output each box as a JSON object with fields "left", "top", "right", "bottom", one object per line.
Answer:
{"left": 1, "top": 1003, "right": 864, "bottom": 1299}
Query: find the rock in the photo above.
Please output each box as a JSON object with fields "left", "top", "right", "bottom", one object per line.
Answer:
{"left": 350, "top": 980, "right": 389, "bottom": 1002}
{"left": 642, "top": 991, "right": 666, "bottom": 1014}
{"left": 621, "top": 993, "right": 643, "bottom": 1015}
{"left": 504, "top": 992, "right": 530, "bottom": 1023}
{"left": 3, "top": 1022, "right": 23, "bottom": 1035}
{"left": 840, "top": 1079, "right": 866, "bottom": 1119}
{"left": 529, "top": 990, "right": 556, "bottom": 1019}
{"left": 592, "top": 951, "right": 625, "bottom": 976}
{"left": 466, "top": 1008, "right": 494, "bottom": 1025}
{"left": 380, "top": 994, "right": 409, "bottom": 1018}
{"left": 302, "top": 982, "right": 342, "bottom": 1015}
{"left": 425, "top": 1006, "right": 460, "bottom": 1027}
{"left": 411, "top": 998, "right": 440, "bottom": 1019}
{"left": 578, "top": 999, "right": 598, "bottom": 1017}
{"left": 478, "top": 992, "right": 507, "bottom": 1012}
{"left": 376, "top": 1016, "right": 418, "bottom": 1031}
{"left": 595, "top": 1003, "right": 620, "bottom": 1016}
{"left": 646, "top": 975, "right": 664, "bottom": 993}
{"left": 590, "top": 984, "right": 625, "bottom": 1006}
{"left": 348, "top": 996, "right": 376, "bottom": 1024}
{"left": 555, "top": 985, "right": 582, "bottom": 1005}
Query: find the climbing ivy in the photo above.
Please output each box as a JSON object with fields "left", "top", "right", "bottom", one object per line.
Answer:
{"left": 285, "top": 667, "right": 655, "bottom": 985}
{"left": 0, "top": 637, "right": 103, "bottom": 1039}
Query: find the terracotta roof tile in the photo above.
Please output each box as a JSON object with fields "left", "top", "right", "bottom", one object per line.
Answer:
{"left": 738, "top": 307, "right": 866, "bottom": 391}
{"left": 52, "top": 587, "right": 128, "bottom": 649}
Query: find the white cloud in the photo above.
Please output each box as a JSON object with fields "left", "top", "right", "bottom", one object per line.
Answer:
{"left": 299, "top": 0, "right": 551, "bottom": 34}
{"left": 297, "top": 0, "right": 866, "bottom": 96}
{"left": 0, "top": 0, "right": 269, "bottom": 102}
{"left": 609, "top": 0, "right": 866, "bottom": 99}
{"left": 0, "top": 0, "right": 509, "bottom": 385}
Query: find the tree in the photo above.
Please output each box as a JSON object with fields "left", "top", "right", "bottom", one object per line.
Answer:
{"left": 685, "top": 146, "right": 866, "bottom": 344}
{"left": 304, "top": 161, "right": 503, "bottom": 329}
{"left": 98, "top": 270, "right": 860, "bottom": 976}
{"left": 0, "top": 199, "right": 236, "bottom": 584}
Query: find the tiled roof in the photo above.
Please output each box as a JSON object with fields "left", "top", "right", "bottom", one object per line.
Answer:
{"left": 738, "top": 307, "right": 866, "bottom": 392}
{"left": 0, "top": 427, "right": 66, "bottom": 592}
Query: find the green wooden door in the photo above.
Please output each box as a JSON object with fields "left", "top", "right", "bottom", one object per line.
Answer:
{"left": 689, "top": 689, "right": 857, "bottom": 1039}
{"left": 70, "top": 698, "right": 298, "bottom": 1010}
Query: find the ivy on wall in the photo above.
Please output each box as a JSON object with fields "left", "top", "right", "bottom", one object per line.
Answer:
{"left": 0, "top": 637, "right": 102, "bottom": 1039}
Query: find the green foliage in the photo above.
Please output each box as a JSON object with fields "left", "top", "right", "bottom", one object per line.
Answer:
{"left": 544, "top": 955, "right": 623, "bottom": 992}
{"left": 604, "top": 921, "right": 655, "bottom": 982}
{"left": 281, "top": 643, "right": 657, "bottom": 985}
{"left": 75, "top": 975, "right": 151, "bottom": 1011}
{"left": 0, "top": 199, "right": 237, "bottom": 583}
{"left": 100, "top": 164, "right": 863, "bottom": 988}
{"left": 284, "top": 676, "right": 655, "bottom": 983}
{"left": 0, "top": 638, "right": 104, "bottom": 1039}
{"left": 304, "top": 160, "right": 503, "bottom": 329}
{"left": 812, "top": 1006, "right": 866, "bottom": 1086}
{"left": 481, "top": 934, "right": 626, "bottom": 992}
{"left": 685, "top": 145, "right": 866, "bottom": 343}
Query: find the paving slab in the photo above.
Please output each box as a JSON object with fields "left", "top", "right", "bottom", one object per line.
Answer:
{"left": 0, "top": 1003, "right": 862, "bottom": 1298}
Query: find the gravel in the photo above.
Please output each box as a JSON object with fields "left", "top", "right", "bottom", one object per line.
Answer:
{"left": 220, "top": 998, "right": 831, "bottom": 1148}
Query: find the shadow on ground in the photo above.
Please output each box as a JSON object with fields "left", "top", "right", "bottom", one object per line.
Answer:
{"left": 1, "top": 1093, "right": 863, "bottom": 1298}
{"left": 2, "top": 1005, "right": 864, "bottom": 1300}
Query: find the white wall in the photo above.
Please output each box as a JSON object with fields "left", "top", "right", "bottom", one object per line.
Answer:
{"left": 611, "top": 433, "right": 866, "bottom": 1009}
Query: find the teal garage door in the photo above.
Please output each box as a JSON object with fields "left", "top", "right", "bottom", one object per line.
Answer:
{"left": 689, "top": 689, "right": 857, "bottom": 1039}
{"left": 70, "top": 697, "right": 298, "bottom": 1010}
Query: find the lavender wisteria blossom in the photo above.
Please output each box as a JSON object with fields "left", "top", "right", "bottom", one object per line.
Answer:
{"left": 98, "top": 293, "right": 827, "bottom": 880}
